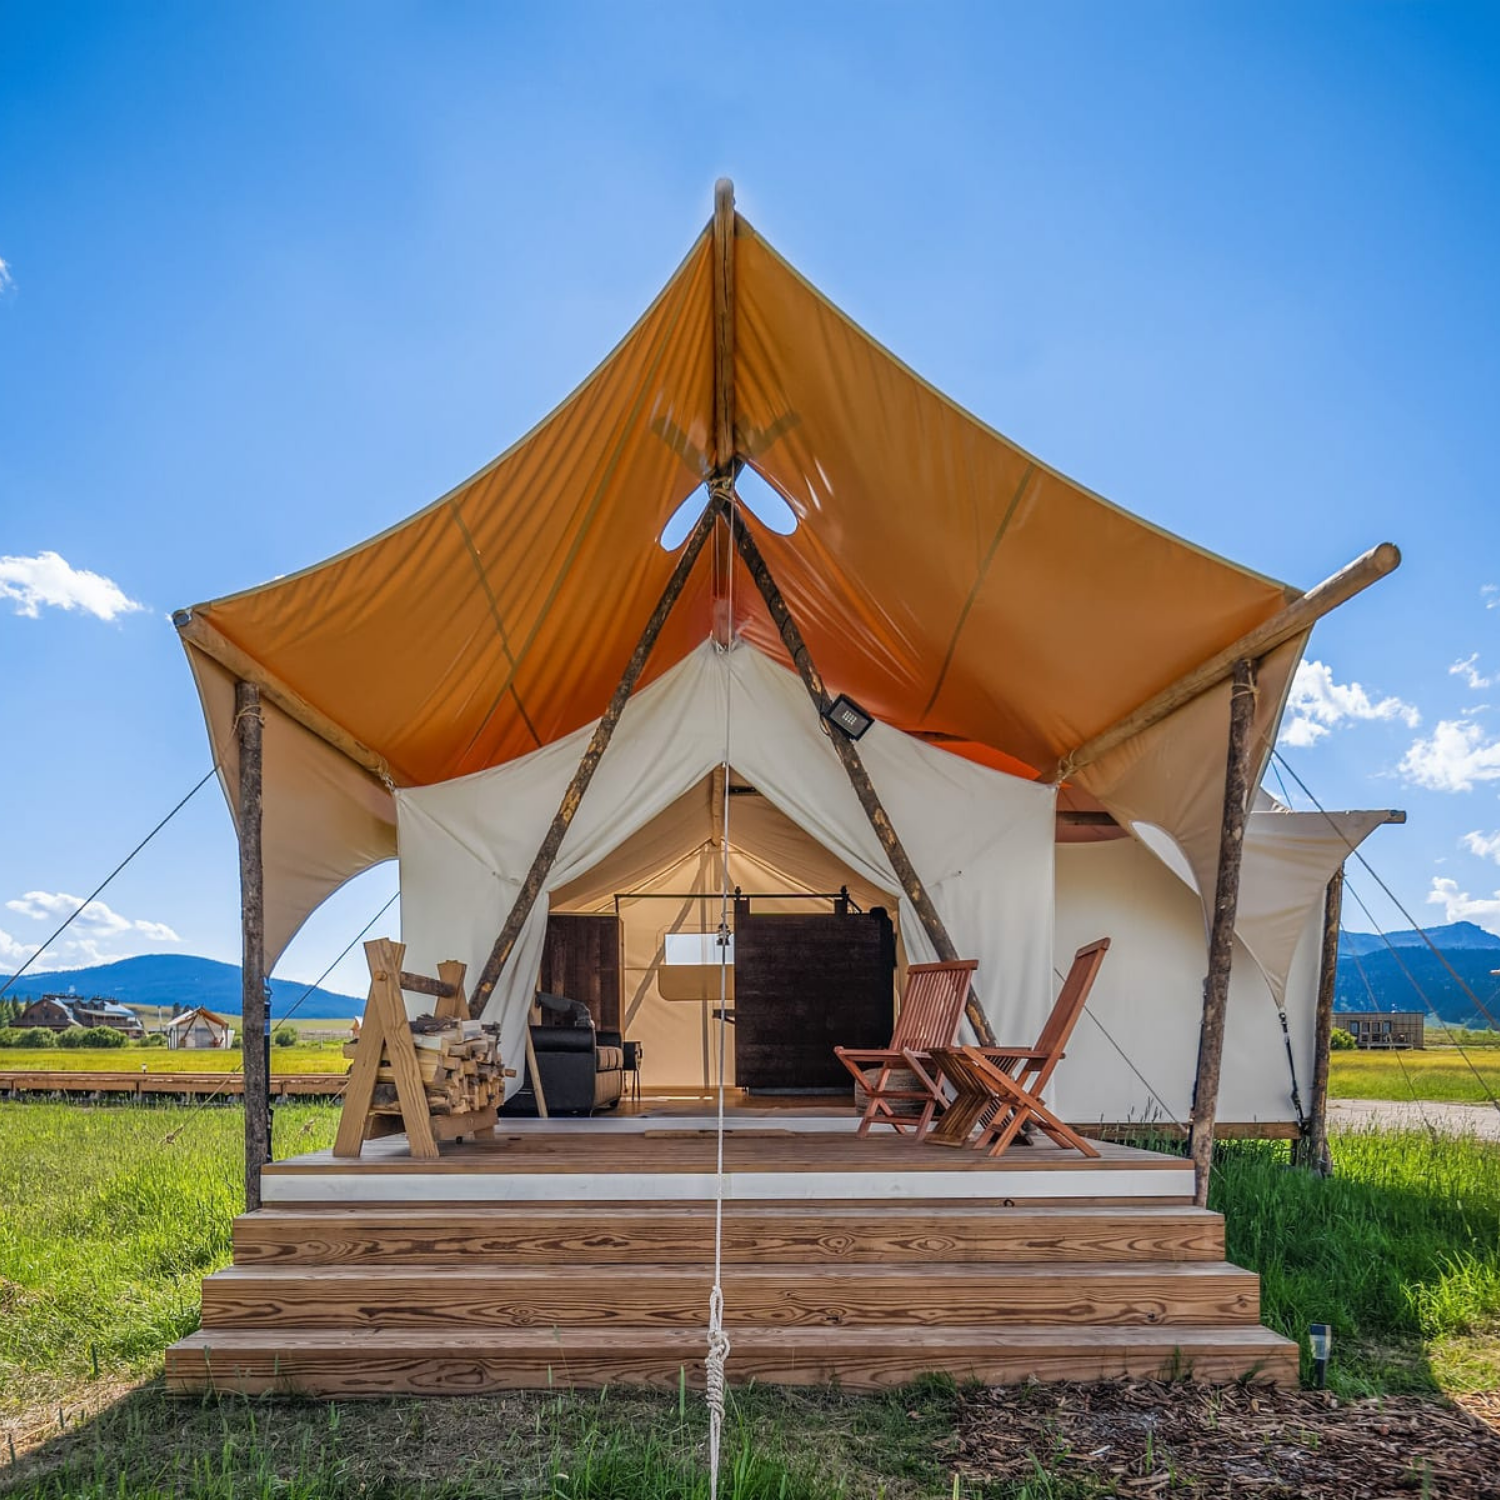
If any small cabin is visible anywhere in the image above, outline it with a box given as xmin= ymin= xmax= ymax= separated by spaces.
xmin=166 ymin=1006 xmax=234 ymax=1050
xmin=1339 ymin=1011 xmax=1424 ymax=1050
xmin=14 ymin=994 xmax=145 ymax=1038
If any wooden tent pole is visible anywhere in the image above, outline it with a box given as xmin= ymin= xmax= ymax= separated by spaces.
xmin=471 ymin=499 xmax=724 ymax=1008
xmin=1296 ymin=865 xmax=1344 ymax=1176
xmin=1187 ymin=657 xmax=1258 ymax=1207
xmin=712 ymin=177 xmax=736 ymax=469
xmin=235 ymin=680 xmax=270 ymax=1211
xmin=725 ymin=505 xmax=998 ymax=1046
xmin=1047 ymin=543 xmax=1400 ymax=784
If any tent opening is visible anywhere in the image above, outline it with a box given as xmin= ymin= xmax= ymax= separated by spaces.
xmin=545 ymin=769 xmax=900 ymax=1094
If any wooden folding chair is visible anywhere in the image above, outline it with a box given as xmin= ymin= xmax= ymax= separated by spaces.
xmin=834 ymin=958 xmax=978 ymax=1137
xmin=927 ymin=938 xmax=1110 ymax=1158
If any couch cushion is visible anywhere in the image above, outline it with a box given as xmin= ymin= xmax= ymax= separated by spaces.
xmin=595 ymin=1045 xmax=624 ymax=1072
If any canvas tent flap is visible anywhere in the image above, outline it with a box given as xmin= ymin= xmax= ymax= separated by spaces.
xmin=187 ymin=645 xmax=397 ymax=966
xmin=180 ymin=208 xmax=1304 ymax=813
xmin=396 ymin=641 xmax=1056 ymax=1098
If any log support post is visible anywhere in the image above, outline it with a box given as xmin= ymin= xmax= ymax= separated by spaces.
xmin=1296 ymin=865 xmax=1343 ymax=1176
xmin=235 ymin=680 xmax=270 ymax=1210
xmin=471 ymin=499 xmax=723 ymax=1009
xmin=725 ymin=508 xmax=998 ymax=1047
xmin=1188 ymin=657 xmax=1258 ymax=1207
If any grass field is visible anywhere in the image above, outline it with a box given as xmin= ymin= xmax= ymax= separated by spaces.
xmin=0 ymin=1045 xmax=347 ymax=1075
xmin=2 ymin=1103 xmax=1497 ymax=1495
xmin=1329 ymin=1047 xmax=1500 ymax=1105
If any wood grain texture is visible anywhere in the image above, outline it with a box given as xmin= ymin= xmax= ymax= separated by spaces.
xmin=230 ymin=1203 xmax=1227 ymax=1265
xmin=198 ymin=1260 xmax=1260 ymax=1330
xmin=264 ymin=1129 xmax=1191 ymax=1177
xmin=166 ymin=1323 xmax=1299 ymax=1395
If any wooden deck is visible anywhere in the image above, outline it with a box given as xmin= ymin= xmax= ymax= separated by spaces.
xmin=167 ymin=1110 xmax=1299 ymax=1394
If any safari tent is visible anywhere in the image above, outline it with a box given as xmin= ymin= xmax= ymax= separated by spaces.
xmin=173 ymin=184 xmax=1397 ymax=1150
xmin=164 ymin=184 xmax=1400 ymax=1395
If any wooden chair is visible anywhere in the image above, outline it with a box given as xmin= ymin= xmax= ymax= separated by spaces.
xmin=834 ymin=958 xmax=978 ymax=1137
xmin=927 ymin=938 xmax=1111 ymax=1158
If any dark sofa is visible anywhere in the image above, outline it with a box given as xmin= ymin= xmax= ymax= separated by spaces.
xmin=501 ymin=994 xmax=626 ymax=1115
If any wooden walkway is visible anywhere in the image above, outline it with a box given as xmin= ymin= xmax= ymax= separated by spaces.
xmin=0 ymin=1069 xmax=348 ymax=1099
xmin=167 ymin=1117 xmax=1298 ymax=1393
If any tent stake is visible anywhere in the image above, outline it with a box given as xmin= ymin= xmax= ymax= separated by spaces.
xmin=471 ymin=499 xmax=724 ymax=1009
xmin=1188 ymin=657 xmax=1257 ymax=1206
xmin=1295 ymin=865 xmax=1343 ymax=1176
xmin=725 ymin=507 xmax=998 ymax=1047
xmin=236 ymin=681 xmax=270 ymax=1210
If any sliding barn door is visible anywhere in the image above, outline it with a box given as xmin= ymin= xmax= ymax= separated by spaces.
xmin=732 ymin=908 xmax=895 ymax=1092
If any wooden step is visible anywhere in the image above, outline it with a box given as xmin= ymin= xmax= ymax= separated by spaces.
xmin=166 ymin=1323 xmax=1299 ymax=1394
xmin=199 ymin=1260 xmax=1260 ymax=1331
xmin=231 ymin=1203 xmax=1225 ymax=1266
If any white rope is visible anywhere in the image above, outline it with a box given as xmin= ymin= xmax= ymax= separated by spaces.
xmin=707 ymin=484 xmax=736 ymax=1497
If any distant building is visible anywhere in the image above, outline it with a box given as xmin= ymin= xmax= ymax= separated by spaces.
xmin=1339 ymin=1011 xmax=1424 ymax=1050
xmin=165 ymin=1006 xmax=234 ymax=1050
xmin=14 ymin=994 xmax=146 ymax=1038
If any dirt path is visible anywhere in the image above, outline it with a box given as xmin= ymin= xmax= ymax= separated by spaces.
xmin=1331 ymin=1097 xmax=1500 ymax=1138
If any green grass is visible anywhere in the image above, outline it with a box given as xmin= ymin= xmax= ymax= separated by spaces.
xmin=0 ymin=1046 xmax=347 ymax=1075
xmin=0 ymin=1103 xmax=340 ymax=1420
xmin=1328 ymin=1047 xmax=1500 ymax=1104
xmin=3 ymin=1105 xmax=1498 ymax=1496
xmin=1211 ymin=1128 xmax=1500 ymax=1394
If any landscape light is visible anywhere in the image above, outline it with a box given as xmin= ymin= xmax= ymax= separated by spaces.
xmin=1309 ymin=1322 xmax=1332 ymax=1387
xmin=823 ymin=693 xmax=874 ymax=741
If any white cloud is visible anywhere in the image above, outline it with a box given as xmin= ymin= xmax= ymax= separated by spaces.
xmin=1427 ymin=876 xmax=1500 ymax=934
xmin=1399 ymin=720 xmax=1500 ymax=793
xmin=1 ymin=892 xmax=181 ymax=973
xmin=0 ymin=257 xmax=12 ymax=293
xmin=0 ymin=552 xmax=143 ymax=621
xmin=1278 ymin=658 xmax=1420 ymax=748
xmin=0 ymin=928 xmax=39 ymax=969
xmin=1463 ymin=831 xmax=1500 ymax=863
xmin=1451 ymin=653 xmax=1493 ymax=691
xmin=1483 ymin=584 xmax=1500 ymax=611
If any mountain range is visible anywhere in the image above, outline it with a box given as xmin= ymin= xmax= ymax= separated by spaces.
xmin=4 ymin=921 xmax=1499 ymax=1030
xmin=1335 ymin=921 xmax=1500 ymax=1027
xmin=0 ymin=954 xmax=365 ymax=1020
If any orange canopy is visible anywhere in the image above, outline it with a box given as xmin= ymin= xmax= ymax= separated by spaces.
xmin=178 ymin=206 xmax=1307 ymax=960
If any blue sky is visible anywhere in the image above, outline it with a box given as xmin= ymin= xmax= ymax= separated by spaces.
xmin=1 ymin=3 xmax=1497 ymax=997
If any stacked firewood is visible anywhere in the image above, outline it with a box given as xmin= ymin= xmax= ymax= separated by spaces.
xmin=345 ymin=1018 xmax=510 ymax=1118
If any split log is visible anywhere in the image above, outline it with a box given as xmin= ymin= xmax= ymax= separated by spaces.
xmin=1188 ymin=658 xmax=1258 ymax=1207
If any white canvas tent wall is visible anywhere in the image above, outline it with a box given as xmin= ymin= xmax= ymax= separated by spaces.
xmin=397 ymin=641 xmax=1057 ymax=1102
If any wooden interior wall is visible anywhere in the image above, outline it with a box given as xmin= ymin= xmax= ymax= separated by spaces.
xmin=539 ymin=915 xmax=622 ymax=1032
xmin=733 ymin=907 xmax=895 ymax=1091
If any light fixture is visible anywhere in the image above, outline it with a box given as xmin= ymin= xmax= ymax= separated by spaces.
xmin=1309 ymin=1322 xmax=1332 ymax=1387
xmin=823 ymin=693 xmax=873 ymax=741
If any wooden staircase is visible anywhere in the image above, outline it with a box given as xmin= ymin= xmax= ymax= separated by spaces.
xmin=167 ymin=1198 xmax=1298 ymax=1393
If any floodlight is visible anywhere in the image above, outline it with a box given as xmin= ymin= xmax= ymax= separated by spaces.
xmin=823 ymin=694 xmax=873 ymax=741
